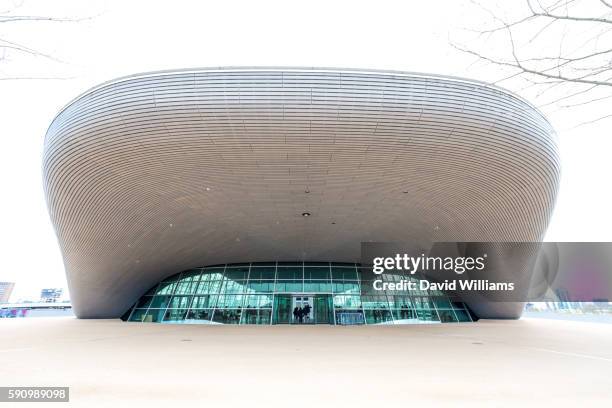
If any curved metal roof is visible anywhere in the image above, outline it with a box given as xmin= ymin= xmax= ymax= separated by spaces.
xmin=43 ymin=68 xmax=560 ymax=318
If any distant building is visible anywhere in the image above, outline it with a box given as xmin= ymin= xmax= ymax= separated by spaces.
xmin=0 ymin=302 xmax=73 ymax=318
xmin=40 ymin=288 xmax=63 ymax=303
xmin=0 ymin=282 xmax=15 ymax=303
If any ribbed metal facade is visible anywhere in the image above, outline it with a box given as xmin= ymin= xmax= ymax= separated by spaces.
xmin=43 ymin=68 xmax=560 ymax=319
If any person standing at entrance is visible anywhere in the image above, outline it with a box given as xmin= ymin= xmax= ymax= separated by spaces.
xmin=293 ymin=306 xmax=299 ymax=323
xmin=303 ymin=304 xmax=311 ymax=323
xmin=298 ymin=307 xmax=304 ymax=323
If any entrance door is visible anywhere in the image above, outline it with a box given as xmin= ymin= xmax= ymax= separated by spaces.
xmin=292 ymin=295 xmax=314 ymax=324
xmin=272 ymin=294 xmax=292 ymax=324
xmin=313 ymin=294 xmax=333 ymax=324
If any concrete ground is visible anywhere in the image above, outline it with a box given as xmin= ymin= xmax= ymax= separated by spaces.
xmin=0 ymin=318 xmax=610 ymax=407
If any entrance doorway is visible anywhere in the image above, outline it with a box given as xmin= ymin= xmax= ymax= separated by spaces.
xmin=272 ymin=294 xmax=333 ymax=324
xmin=292 ymin=295 xmax=314 ymax=324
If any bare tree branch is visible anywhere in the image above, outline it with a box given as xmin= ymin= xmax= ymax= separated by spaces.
xmin=0 ymin=4 xmax=94 ymax=80
xmin=527 ymin=0 xmax=612 ymax=24
xmin=0 ymin=38 xmax=64 ymax=62
xmin=451 ymin=42 xmax=612 ymax=87
xmin=559 ymin=93 xmax=612 ymax=107
xmin=452 ymin=0 xmax=612 ymax=118
xmin=472 ymin=0 xmax=581 ymax=35
xmin=538 ymin=78 xmax=608 ymax=106
xmin=570 ymin=112 xmax=612 ymax=127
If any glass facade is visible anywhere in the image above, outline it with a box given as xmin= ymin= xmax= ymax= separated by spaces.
xmin=125 ymin=262 xmax=473 ymax=325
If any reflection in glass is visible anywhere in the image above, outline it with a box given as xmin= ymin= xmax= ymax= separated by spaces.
xmin=186 ymin=309 xmax=213 ymax=322
xmin=164 ymin=308 xmax=188 ymax=322
xmin=213 ymin=309 xmax=241 ymax=324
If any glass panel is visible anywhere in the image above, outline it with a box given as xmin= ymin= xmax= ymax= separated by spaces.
xmin=276 ymin=267 xmax=303 ymax=280
xmin=433 ymin=297 xmax=452 ymax=309
xmin=304 ymin=281 xmax=332 ymax=292
xmin=135 ymin=296 xmax=153 ymax=309
xmin=313 ymin=295 xmax=333 ymax=324
xmin=185 ymin=309 xmax=213 ymax=322
xmin=194 ymin=280 xmax=222 ymax=294
xmin=362 ymin=296 xmax=390 ymax=310
xmin=246 ymin=280 xmax=274 ymax=292
xmin=149 ymin=295 xmax=171 ymax=309
xmin=163 ymin=308 xmax=188 ymax=322
xmin=452 ymin=301 xmax=468 ymax=310
xmin=216 ymin=294 xmax=244 ymax=308
xmin=272 ymin=294 xmax=292 ymax=324
xmin=437 ymin=309 xmax=458 ymax=323
xmin=416 ymin=309 xmax=439 ymax=321
xmin=454 ymin=308 xmax=472 ymax=322
xmin=364 ymin=309 xmax=393 ymax=324
xmin=191 ymin=295 xmax=216 ymax=309
xmin=175 ymin=281 xmax=196 ymax=295
xmin=336 ymin=310 xmax=365 ymax=325
xmin=244 ymin=295 xmax=273 ymax=308
xmin=389 ymin=296 xmax=413 ymax=309
xmin=129 ymin=309 xmax=149 ymax=322
xmin=274 ymin=281 xmax=287 ymax=292
xmin=220 ymin=280 xmax=247 ymax=293
xmin=156 ymin=281 xmax=177 ymax=295
xmin=241 ymin=309 xmax=272 ymax=324
xmin=413 ymin=296 xmax=435 ymax=310
xmin=176 ymin=270 xmax=201 ymax=292
xmin=332 ymin=282 xmax=359 ymax=294
xmin=331 ymin=267 xmax=358 ymax=281
xmin=212 ymin=309 xmax=241 ymax=324
xmin=141 ymin=309 xmax=165 ymax=323
xmin=201 ymin=268 xmax=224 ymax=280
xmin=304 ymin=267 xmax=330 ymax=280
xmin=275 ymin=280 xmax=303 ymax=292
xmin=168 ymin=295 xmax=192 ymax=309
xmin=248 ymin=267 xmax=275 ymax=280
xmin=224 ymin=267 xmax=249 ymax=280
xmin=333 ymin=295 xmax=362 ymax=309
xmin=394 ymin=307 xmax=417 ymax=320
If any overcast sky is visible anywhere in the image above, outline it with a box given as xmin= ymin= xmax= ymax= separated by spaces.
xmin=1 ymin=0 xmax=610 ymax=301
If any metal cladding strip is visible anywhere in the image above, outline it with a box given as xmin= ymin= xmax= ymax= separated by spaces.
xmin=42 ymin=68 xmax=560 ymax=319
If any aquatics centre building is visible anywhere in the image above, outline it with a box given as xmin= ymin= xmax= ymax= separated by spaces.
xmin=43 ymin=67 xmax=560 ymax=325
